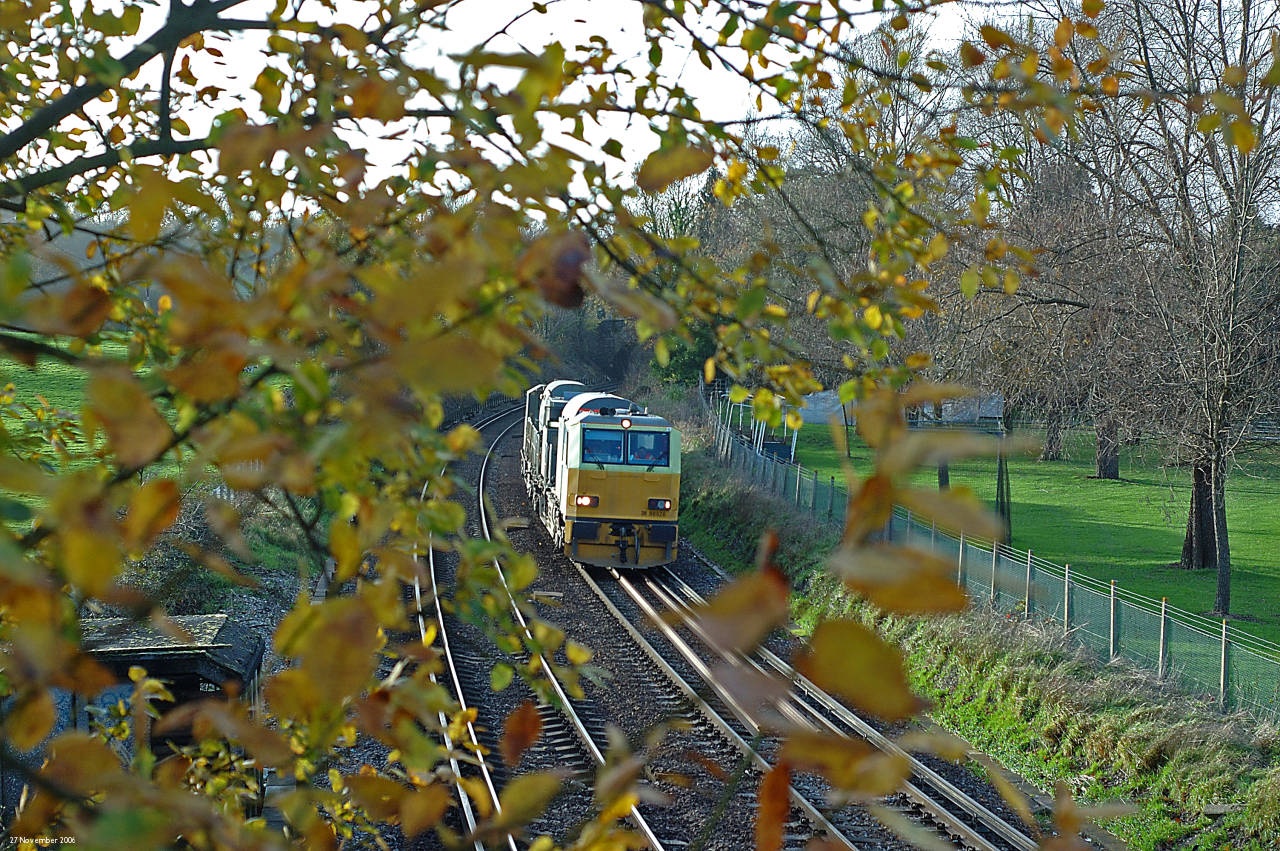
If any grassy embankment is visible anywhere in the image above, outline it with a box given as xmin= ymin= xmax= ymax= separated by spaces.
xmin=663 ymin=393 xmax=1280 ymax=850
xmin=0 ymin=354 xmax=312 ymax=613
xmin=793 ymin=424 xmax=1280 ymax=645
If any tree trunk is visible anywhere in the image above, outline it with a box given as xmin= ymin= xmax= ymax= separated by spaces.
xmin=1180 ymin=460 xmax=1212 ymax=569
xmin=1180 ymin=457 xmax=1232 ymax=614
xmin=1094 ymin=417 xmax=1119 ymax=479
xmin=995 ymin=450 xmax=1011 ymax=541
xmin=1040 ymin=410 xmax=1065 ymax=461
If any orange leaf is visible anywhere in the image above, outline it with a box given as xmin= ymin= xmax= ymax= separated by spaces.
xmin=500 ymin=700 xmax=543 ymax=768
xmin=794 ymin=621 xmax=924 ymax=722
xmin=829 ymin=544 xmax=968 ymax=614
xmin=693 ymin=538 xmax=790 ymax=653
xmin=87 ymin=367 xmax=172 ymax=470
xmin=43 ymin=732 xmax=122 ymax=795
xmin=779 ymin=729 xmax=875 ymax=788
xmin=301 ymin=598 xmax=381 ymax=703
xmin=401 ymin=784 xmax=452 ymax=837
xmin=636 ymin=144 xmax=715 ymax=192
xmin=843 ymin=474 xmax=895 ymax=545
xmin=164 ymin=347 xmax=248 ymax=403
xmin=960 ymin=41 xmax=986 ymax=67
xmin=348 ymin=775 xmax=407 ymax=821
xmin=517 ymin=229 xmax=591 ymax=308
xmin=123 ymin=478 xmax=181 ymax=553
xmin=895 ymin=485 xmax=1005 ymax=541
xmin=756 ymin=762 xmax=791 ymax=851
xmin=25 ymin=284 xmax=112 ymax=338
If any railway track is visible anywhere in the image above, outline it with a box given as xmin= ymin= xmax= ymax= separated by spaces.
xmin=600 ymin=565 xmax=1043 ymax=851
xmin=420 ymin=401 xmax=1047 ymax=850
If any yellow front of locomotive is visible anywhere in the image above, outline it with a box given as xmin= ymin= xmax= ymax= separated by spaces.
xmin=559 ymin=409 xmax=681 ymax=568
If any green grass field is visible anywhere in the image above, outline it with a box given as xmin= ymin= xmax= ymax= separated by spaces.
xmin=794 ymin=424 xmax=1280 ymax=644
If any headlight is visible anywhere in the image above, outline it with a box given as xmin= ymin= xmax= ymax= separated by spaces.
xmin=648 ymin=498 xmax=672 ymax=511
xmin=575 ymin=494 xmax=599 ymax=507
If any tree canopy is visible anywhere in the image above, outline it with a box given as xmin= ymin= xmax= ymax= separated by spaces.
xmin=0 ymin=0 xmax=1274 ymax=847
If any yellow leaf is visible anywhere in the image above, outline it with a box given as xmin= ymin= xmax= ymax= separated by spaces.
xmin=302 ymin=598 xmax=381 ymax=703
xmin=43 ymin=732 xmax=122 ymax=795
xmin=5 ymin=690 xmax=55 ymax=751
xmin=794 ymin=620 xmax=924 ymax=721
xmin=1228 ymin=120 xmax=1258 ymax=155
xmin=980 ymin=25 xmax=1016 ymax=50
xmin=128 ymin=167 xmax=175 ymax=243
xmin=842 ymin=474 xmax=896 ymax=545
xmin=1054 ymin=17 xmax=1074 ymax=48
xmin=61 ymin=526 xmax=121 ymax=595
xmin=636 ymin=144 xmax=715 ymax=192
xmin=500 ymin=700 xmax=543 ymax=768
xmin=329 ymin=516 xmax=362 ymax=583
xmin=123 ymin=478 xmax=181 ymax=553
xmin=1101 ymin=75 xmax=1119 ymax=97
xmin=457 ymin=775 xmax=493 ymax=819
xmin=517 ymin=230 xmax=590 ymax=308
xmin=1082 ymin=0 xmax=1104 ymax=17
xmin=492 ymin=771 xmax=563 ymax=829
xmin=756 ymin=762 xmax=790 ymax=851
xmin=898 ymin=381 xmax=973 ymax=410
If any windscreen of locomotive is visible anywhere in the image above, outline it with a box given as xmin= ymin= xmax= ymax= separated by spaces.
xmin=582 ymin=428 xmax=624 ymax=464
xmin=627 ymin=431 xmax=670 ymax=466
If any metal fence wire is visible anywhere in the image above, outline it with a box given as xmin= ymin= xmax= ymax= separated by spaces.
xmin=699 ymin=382 xmax=1280 ymax=721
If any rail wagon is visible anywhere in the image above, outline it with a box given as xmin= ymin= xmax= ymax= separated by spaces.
xmin=522 ymin=382 xmax=680 ymax=568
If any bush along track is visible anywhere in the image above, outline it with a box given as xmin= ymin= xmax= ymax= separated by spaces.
xmin=676 ymin=437 xmax=1280 ymax=850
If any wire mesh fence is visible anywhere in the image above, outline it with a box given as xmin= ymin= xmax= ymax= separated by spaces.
xmin=700 ymin=381 xmax=1280 ymax=721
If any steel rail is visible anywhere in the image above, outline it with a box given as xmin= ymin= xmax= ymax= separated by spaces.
xmin=584 ymin=565 xmax=861 ymax=850
xmin=410 ymin=404 xmax=527 ymax=851
xmin=657 ymin=563 xmax=1041 ymax=851
xmin=475 ymin=413 xmax=666 ymax=851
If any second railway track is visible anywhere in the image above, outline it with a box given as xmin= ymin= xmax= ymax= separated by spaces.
xmin=421 ymin=400 xmax=1050 ymax=850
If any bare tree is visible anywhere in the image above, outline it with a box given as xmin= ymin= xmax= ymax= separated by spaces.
xmin=1064 ymin=0 xmax=1280 ymax=613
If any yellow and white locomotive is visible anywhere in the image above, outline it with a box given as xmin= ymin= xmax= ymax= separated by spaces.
xmin=522 ymin=381 xmax=681 ymax=568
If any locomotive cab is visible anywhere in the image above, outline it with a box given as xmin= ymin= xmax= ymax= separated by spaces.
xmin=556 ymin=394 xmax=681 ymax=568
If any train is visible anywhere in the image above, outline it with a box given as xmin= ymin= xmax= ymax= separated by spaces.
xmin=521 ymin=380 xmax=681 ymax=568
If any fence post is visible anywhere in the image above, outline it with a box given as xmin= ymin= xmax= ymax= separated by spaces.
xmin=957 ymin=532 xmax=966 ymax=587
xmin=1220 ymin=619 xmax=1229 ymax=711
xmin=990 ymin=541 xmax=999 ymax=606
xmin=1024 ymin=549 xmax=1033 ymax=619
xmin=828 ymin=477 xmax=836 ymax=521
xmin=795 ymin=464 xmax=802 ymax=505
xmin=811 ymin=469 xmax=818 ymax=515
xmin=1158 ymin=597 xmax=1168 ymax=680
xmin=1109 ymin=580 xmax=1118 ymax=660
xmin=1064 ymin=564 xmax=1071 ymax=635
xmin=931 ymin=519 xmax=936 ymax=549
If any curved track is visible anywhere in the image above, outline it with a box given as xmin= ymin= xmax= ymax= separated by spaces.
xmin=423 ymin=402 xmax=1045 ymax=850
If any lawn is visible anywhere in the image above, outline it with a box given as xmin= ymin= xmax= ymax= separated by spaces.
xmin=793 ymin=423 xmax=1280 ymax=644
